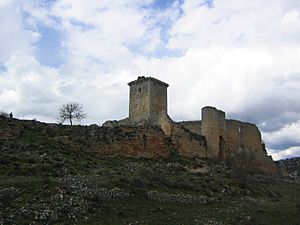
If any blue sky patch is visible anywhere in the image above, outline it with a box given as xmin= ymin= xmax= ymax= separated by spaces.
xmin=154 ymin=0 xmax=181 ymax=9
xmin=35 ymin=24 xmax=64 ymax=68
xmin=206 ymin=0 xmax=214 ymax=8
xmin=0 ymin=63 xmax=7 ymax=73
xmin=70 ymin=19 xmax=96 ymax=31
xmin=41 ymin=0 xmax=57 ymax=8
xmin=153 ymin=0 xmax=214 ymax=9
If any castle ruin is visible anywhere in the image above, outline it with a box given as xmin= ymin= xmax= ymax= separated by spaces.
xmin=103 ymin=76 xmax=275 ymax=173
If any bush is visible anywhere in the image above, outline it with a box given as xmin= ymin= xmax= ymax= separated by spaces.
xmin=138 ymin=168 xmax=169 ymax=186
xmin=0 ymin=111 xmax=9 ymax=118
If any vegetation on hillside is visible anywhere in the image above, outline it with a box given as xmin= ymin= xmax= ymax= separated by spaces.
xmin=0 ymin=118 xmax=299 ymax=225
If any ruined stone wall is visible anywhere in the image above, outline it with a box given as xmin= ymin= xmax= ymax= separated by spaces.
xmin=102 ymin=118 xmax=131 ymax=128
xmin=226 ymin=120 xmax=262 ymax=154
xmin=158 ymin=113 xmax=174 ymax=136
xmin=229 ymin=148 xmax=277 ymax=175
xmin=89 ymin=126 xmax=171 ymax=158
xmin=0 ymin=117 xmax=277 ymax=174
xmin=252 ymin=154 xmax=277 ymax=175
xmin=102 ymin=118 xmax=208 ymax=158
xmin=177 ymin=121 xmax=202 ymax=135
xmin=218 ymin=110 xmax=226 ymax=138
xmin=100 ymin=121 xmax=208 ymax=159
xmin=171 ymin=124 xmax=207 ymax=158
xmin=0 ymin=118 xmax=208 ymax=159
xmin=241 ymin=122 xmax=263 ymax=152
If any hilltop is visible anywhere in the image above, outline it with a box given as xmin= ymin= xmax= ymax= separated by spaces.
xmin=0 ymin=117 xmax=299 ymax=225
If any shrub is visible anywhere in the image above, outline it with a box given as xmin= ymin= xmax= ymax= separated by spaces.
xmin=138 ymin=168 xmax=169 ymax=186
xmin=0 ymin=111 xmax=9 ymax=118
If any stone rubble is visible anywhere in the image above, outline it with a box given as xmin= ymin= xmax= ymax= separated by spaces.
xmin=147 ymin=190 xmax=213 ymax=204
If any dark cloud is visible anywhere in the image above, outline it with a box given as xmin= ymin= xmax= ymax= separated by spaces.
xmin=269 ymin=141 xmax=300 ymax=151
xmin=228 ymin=94 xmax=300 ymax=132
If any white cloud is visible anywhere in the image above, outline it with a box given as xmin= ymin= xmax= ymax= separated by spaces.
xmin=268 ymin=147 xmax=300 ymax=161
xmin=133 ymin=46 xmax=300 ymax=123
xmin=0 ymin=1 xmax=39 ymax=62
xmin=168 ymin=0 xmax=300 ymax=49
xmin=0 ymin=0 xmax=300 ymax=159
xmin=263 ymin=121 xmax=300 ymax=149
xmin=50 ymin=0 xmax=158 ymax=70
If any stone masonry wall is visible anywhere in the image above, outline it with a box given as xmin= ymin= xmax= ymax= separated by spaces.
xmin=177 ymin=121 xmax=202 ymax=135
xmin=230 ymin=148 xmax=277 ymax=175
xmin=128 ymin=79 xmax=150 ymax=123
xmin=88 ymin=125 xmax=171 ymax=158
xmin=0 ymin=118 xmax=207 ymax=159
xmin=226 ymin=120 xmax=262 ymax=155
xmin=128 ymin=77 xmax=168 ymax=124
xmin=149 ymin=79 xmax=168 ymax=123
xmin=0 ymin=117 xmax=277 ymax=174
xmin=171 ymin=124 xmax=207 ymax=158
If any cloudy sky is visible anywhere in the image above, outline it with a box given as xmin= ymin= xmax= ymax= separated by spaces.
xmin=0 ymin=0 xmax=300 ymax=160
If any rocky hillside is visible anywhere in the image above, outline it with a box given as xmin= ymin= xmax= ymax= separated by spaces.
xmin=0 ymin=117 xmax=300 ymax=225
xmin=277 ymin=157 xmax=300 ymax=178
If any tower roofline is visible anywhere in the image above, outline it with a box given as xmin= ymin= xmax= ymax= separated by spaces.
xmin=202 ymin=106 xmax=225 ymax=114
xmin=128 ymin=76 xmax=169 ymax=87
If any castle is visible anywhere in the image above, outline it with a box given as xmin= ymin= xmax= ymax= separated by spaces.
xmin=103 ymin=76 xmax=276 ymax=173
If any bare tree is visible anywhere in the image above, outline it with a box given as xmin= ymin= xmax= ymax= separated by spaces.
xmin=58 ymin=102 xmax=87 ymax=125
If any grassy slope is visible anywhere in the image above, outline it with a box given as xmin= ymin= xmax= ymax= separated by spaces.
xmin=0 ymin=119 xmax=299 ymax=225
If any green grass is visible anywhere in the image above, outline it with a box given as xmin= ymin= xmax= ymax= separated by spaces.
xmin=0 ymin=119 xmax=299 ymax=225
xmin=80 ymin=182 xmax=300 ymax=225
xmin=1 ymin=155 xmax=300 ymax=225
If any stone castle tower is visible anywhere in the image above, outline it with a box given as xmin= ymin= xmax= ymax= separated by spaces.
xmin=102 ymin=76 xmax=276 ymax=174
xmin=128 ymin=76 xmax=169 ymax=124
xmin=104 ymin=76 xmax=265 ymax=159
xmin=201 ymin=106 xmax=227 ymax=157
xmin=126 ymin=76 xmax=263 ymax=158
